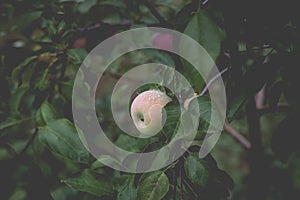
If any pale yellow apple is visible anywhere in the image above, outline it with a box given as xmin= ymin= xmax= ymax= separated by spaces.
xmin=130 ymin=90 xmax=171 ymax=136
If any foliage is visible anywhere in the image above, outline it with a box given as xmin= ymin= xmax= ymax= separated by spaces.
xmin=1 ymin=0 xmax=300 ymax=199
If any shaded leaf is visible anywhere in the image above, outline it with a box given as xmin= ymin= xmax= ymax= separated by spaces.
xmin=77 ymin=0 xmax=97 ymax=14
xmin=188 ymin=95 xmax=223 ymax=130
xmin=10 ymin=84 xmax=29 ymax=115
xmin=6 ymin=11 xmax=42 ymax=31
xmin=100 ymin=0 xmax=126 ymax=8
xmin=137 ymin=170 xmax=169 ymax=200
xmin=34 ymin=68 xmax=50 ymax=91
xmin=67 ymin=48 xmax=88 ymax=65
xmin=271 ymin=114 xmax=299 ymax=162
xmin=38 ymin=118 xmax=90 ymax=163
xmin=183 ymin=10 xmax=225 ymax=61
xmin=175 ymin=2 xmax=197 ymax=31
xmin=62 ymin=169 xmax=113 ymax=197
xmin=226 ymin=94 xmax=248 ymax=122
xmin=0 ymin=117 xmax=27 ymax=131
xmin=184 ymin=153 xmax=210 ymax=187
xmin=35 ymin=101 xmax=60 ymax=126
xmin=11 ymin=56 xmax=37 ymax=82
xmin=118 ymin=175 xmax=137 ymax=200
xmin=268 ymin=80 xmax=285 ymax=109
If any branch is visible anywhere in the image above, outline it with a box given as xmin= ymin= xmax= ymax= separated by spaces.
xmin=202 ymin=0 xmax=209 ymax=5
xmin=180 ymin=167 xmax=184 ymax=200
xmin=254 ymin=84 xmax=266 ymax=109
xmin=21 ymin=127 xmax=39 ymax=154
xmin=140 ymin=0 xmax=172 ymax=27
xmin=246 ymin=97 xmax=266 ymax=199
xmin=224 ymin=123 xmax=251 ymax=149
xmin=183 ymin=67 xmax=228 ymax=110
xmin=257 ymin=103 xmax=289 ymax=116
xmin=200 ymin=67 xmax=228 ymax=96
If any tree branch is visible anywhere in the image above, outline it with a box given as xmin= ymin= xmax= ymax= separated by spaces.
xmin=180 ymin=167 xmax=184 ymax=200
xmin=224 ymin=123 xmax=251 ymax=149
xmin=21 ymin=127 xmax=39 ymax=154
xmin=246 ymin=97 xmax=266 ymax=199
xmin=254 ymin=84 xmax=266 ymax=109
xmin=257 ymin=103 xmax=289 ymax=116
xmin=140 ymin=0 xmax=172 ymax=27
xmin=200 ymin=67 xmax=228 ymax=96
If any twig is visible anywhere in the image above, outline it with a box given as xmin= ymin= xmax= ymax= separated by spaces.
xmin=173 ymin=169 xmax=177 ymax=200
xmin=21 ymin=127 xmax=39 ymax=154
xmin=202 ymin=0 xmax=209 ymax=5
xmin=140 ymin=0 xmax=171 ymax=27
xmin=254 ymin=84 xmax=266 ymax=109
xmin=224 ymin=123 xmax=251 ymax=149
xmin=183 ymin=67 xmax=228 ymax=110
xmin=257 ymin=103 xmax=289 ymax=116
xmin=246 ymin=97 xmax=265 ymax=199
xmin=180 ymin=167 xmax=184 ymax=200
xmin=183 ymin=179 xmax=198 ymax=198
xmin=200 ymin=67 xmax=228 ymax=96
xmin=238 ymin=45 xmax=272 ymax=54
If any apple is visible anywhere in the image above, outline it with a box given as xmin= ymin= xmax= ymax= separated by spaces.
xmin=130 ymin=90 xmax=171 ymax=136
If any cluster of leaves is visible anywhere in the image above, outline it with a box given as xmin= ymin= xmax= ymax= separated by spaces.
xmin=1 ymin=0 xmax=300 ymax=199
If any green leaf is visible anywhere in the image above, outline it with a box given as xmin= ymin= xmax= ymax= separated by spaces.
xmin=137 ymin=170 xmax=169 ymax=200
xmin=144 ymin=49 xmax=175 ymax=67
xmin=77 ymin=0 xmax=97 ymax=14
xmin=184 ymin=153 xmax=210 ymax=187
xmin=115 ymin=134 xmax=150 ymax=152
xmin=102 ymin=13 xmax=121 ymax=24
xmin=99 ymin=0 xmax=126 ymax=8
xmin=10 ymin=84 xmax=29 ymax=115
xmin=118 ymin=175 xmax=137 ymax=200
xmin=67 ymin=48 xmax=88 ymax=65
xmin=226 ymin=94 xmax=248 ymax=122
xmin=34 ymin=68 xmax=50 ymax=91
xmin=62 ymin=169 xmax=113 ymax=197
xmin=11 ymin=56 xmax=37 ymax=82
xmin=35 ymin=101 xmax=60 ymax=126
xmin=60 ymin=80 xmax=74 ymax=101
xmin=0 ymin=117 xmax=27 ymax=131
xmin=188 ymin=95 xmax=223 ymax=130
xmin=8 ymin=11 xmax=42 ymax=32
xmin=162 ymin=101 xmax=181 ymax=139
xmin=175 ymin=2 xmax=196 ymax=31
xmin=38 ymin=118 xmax=90 ymax=163
xmin=183 ymin=10 xmax=225 ymax=61
xmin=182 ymin=62 xmax=206 ymax=93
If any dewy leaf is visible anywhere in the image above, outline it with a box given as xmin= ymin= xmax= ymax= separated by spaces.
xmin=137 ymin=170 xmax=169 ymax=200
xmin=184 ymin=153 xmax=210 ymax=187
xmin=38 ymin=118 xmax=90 ymax=163
xmin=35 ymin=101 xmax=60 ymax=126
xmin=183 ymin=10 xmax=225 ymax=62
xmin=62 ymin=169 xmax=113 ymax=197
